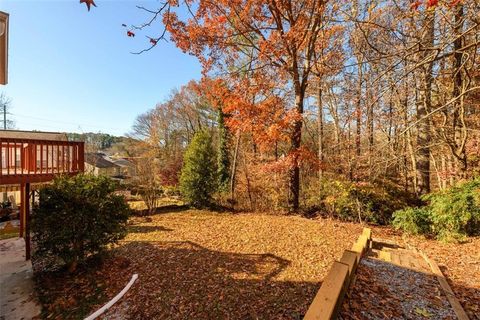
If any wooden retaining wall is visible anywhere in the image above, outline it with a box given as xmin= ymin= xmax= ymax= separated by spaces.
xmin=304 ymin=228 xmax=372 ymax=320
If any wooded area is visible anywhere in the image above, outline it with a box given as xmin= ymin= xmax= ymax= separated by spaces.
xmin=125 ymin=0 xmax=479 ymax=215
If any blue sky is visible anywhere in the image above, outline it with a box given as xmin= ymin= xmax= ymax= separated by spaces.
xmin=0 ymin=0 xmax=201 ymax=136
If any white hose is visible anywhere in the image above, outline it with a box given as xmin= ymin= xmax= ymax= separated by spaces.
xmin=84 ymin=274 xmax=138 ymax=320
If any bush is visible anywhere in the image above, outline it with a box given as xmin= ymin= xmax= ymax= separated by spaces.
xmin=180 ymin=130 xmax=217 ymax=208
xmin=393 ymin=178 xmax=480 ymax=241
xmin=308 ymin=179 xmax=410 ymax=225
xmin=32 ymin=174 xmax=131 ymax=272
xmin=391 ymin=207 xmax=431 ymax=235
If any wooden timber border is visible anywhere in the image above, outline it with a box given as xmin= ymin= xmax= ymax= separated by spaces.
xmin=406 ymin=244 xmax=470 ymax=320
xmin=304 ymin=228 xmax=372 ymax=320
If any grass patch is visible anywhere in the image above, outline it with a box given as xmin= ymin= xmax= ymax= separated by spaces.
xmin=0 ymin=222 xmax=19 ymax=240
xmin=0 ymin=232 xmax=18 ymax=240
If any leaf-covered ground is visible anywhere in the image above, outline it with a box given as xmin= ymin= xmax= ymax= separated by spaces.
xmin=34 ymin=210 xmax=363 ymax=319
xmin=103 ymin=210 xmax=364 ymax=319
xmin=33 ymin=211 xmax=480 ymax=319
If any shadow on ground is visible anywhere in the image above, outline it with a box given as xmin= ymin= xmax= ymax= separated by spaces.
xmin=127 ymin=225 xmax=173 ymax=233
xmin=34 ymin=241 xmax=319 ymax=320
xmin=105 ymin=240 xmax=318 ymax=319
xmin=133 ymin=204 xmax=190 ymax=217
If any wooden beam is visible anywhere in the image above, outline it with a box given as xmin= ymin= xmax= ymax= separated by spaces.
xmin=0 ymin=11 xmax=8 ymax=85
xmin=19 ymin=183 xmax=24 ymax=238
xmin=420 ymin=252 xmax=470 ymax=320
xmin=0 ymin=172 xmax=79 ymax=184
xmin=304 ymin=261 xmax=350 ymax=320
xmin=24 ymin=182 xmax=31 ymax=260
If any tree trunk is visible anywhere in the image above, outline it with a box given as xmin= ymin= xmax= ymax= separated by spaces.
xmin=318 ymin=84 xmax=324 ymax=181
xmin=288 ymin=89 xmax=304 ymax=211
xmin=229 ymin=130 xmax=241 ymax=203
xmin=451 ymin=3 xmax=468 ymax=173
xmin=356 ymin=63 xmax=363 ymax=158
xmin=415 ymin=9 xmax=435 ymax=196
xmin=367 ymin=85 xmax=374 ymax=175
xmin=404 ymin=80 xmax=417 ymax=193
xmin=243 ymin=152 xmax=253 ymax=210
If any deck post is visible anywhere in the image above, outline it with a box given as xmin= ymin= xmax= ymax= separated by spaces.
xmin=24 ymin=182 xmax=31 ymax=260
xmin=19 ymin=182 xmax=31 ymax=259
xmin=78 ymin=142 xmax=85 ymax=172
xmin=19 ymin=183 xmax=24 ymax=238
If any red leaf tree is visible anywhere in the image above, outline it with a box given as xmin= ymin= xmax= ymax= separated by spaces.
xmin=157 ymin=0 xmax=339 ymax=211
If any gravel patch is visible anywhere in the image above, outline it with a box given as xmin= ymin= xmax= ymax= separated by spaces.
xmin=340 ymin=256 xmax=457 ymax=320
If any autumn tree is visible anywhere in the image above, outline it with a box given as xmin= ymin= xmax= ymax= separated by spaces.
xmin=158 ymin=0 xmax=342 ymax=210
xmin=129 ymin=81 xmax=216 ymax=186
xmin=116 ymin=0 xmax=480 ymax=212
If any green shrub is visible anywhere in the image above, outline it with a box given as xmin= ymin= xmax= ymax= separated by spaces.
xmin=392 ymin=207 xmax=431 ymax=235
xmin=393 ymin=178 xmax=480 ymax=241
xmin=180 ymin=130 xmax=217 ymax=208
xmin=32 ymin=174 xmax=131 ymax=272
xmin=312 ymin=179 xmax=410 ymax=225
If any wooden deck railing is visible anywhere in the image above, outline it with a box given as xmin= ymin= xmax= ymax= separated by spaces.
xmin=0 ymin=138 xmax=84 ymax=184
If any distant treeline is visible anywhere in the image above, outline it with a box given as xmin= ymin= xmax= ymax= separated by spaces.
xmin=67 ymin=132 xmax=124 ymax=150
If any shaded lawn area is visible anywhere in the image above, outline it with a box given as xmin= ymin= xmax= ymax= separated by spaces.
xmin=34 ymin=210 xmax=363 ymax=319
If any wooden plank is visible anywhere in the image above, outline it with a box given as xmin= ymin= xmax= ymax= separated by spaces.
xmin=19 ymin=183 xmax=24 ymax=237
xmin=362 ymin=228 xmax=372 ymax=240
xmin=398 ymin=252 xmax=409 ymax=267
xmin=378 ymin=250 xmax=391 ymax=262
xmin=421 ymin=253 xmax=469 ymax=320
xmin=340 ymin=250 xmax=360 ymax=289
xmin=351 ymin=235 xmax=369 ymax=256
xmin=340 ymin=250 xmax=360 ymax=275
xmin=304 ymin=261 xmax=350 ymax=320
xmin=0 ymin=11 xmax=8 ymax=85
xmin=0 ymin=138 xmax=84 ymax=185
xmin=351 ymin=242 xmax=364 ymax=255
xmin=0 ymin=172 xmax=78 ymax=184
xmin=24 ymin=183 xmax=31 ymax=260
xmin=391 ymin=252 xmax=401 ymax=266
xmin=0 ymin=142 xmax=2 ymax=178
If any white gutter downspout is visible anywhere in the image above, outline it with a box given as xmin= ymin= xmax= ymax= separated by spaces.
xmin=84 ymin=274 xmax=138 ymax=320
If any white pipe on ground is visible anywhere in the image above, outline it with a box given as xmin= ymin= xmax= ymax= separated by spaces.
xmin=84 ymin=273 xmax=138 ymax=320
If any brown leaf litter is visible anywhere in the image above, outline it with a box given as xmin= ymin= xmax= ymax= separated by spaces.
xmin=33 ymin=211 xmax=480 ymax=319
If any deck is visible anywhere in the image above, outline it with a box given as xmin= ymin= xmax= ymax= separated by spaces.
xmin=0 ymin=138 xmax=84 ymax=185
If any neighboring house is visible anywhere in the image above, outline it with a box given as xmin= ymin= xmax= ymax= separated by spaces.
xmin=84 ymin=153 xmax=121 ymax=178
xmin=112 ymin=158 xmax=136 ymax=178
xmin=0 ymin=129 xmax=68 ymax=141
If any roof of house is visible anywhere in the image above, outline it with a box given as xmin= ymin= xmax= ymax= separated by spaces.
xmin=85 ymin=153 xmax=119 ymax=168
xmin=112 ymin=158 xmax=134 ymax=167
xmin=0 ymin=130 xmax=68 ymax=141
